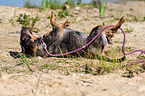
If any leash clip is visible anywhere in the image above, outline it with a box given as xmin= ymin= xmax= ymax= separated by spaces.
xmin=39 ymin=37 xmax=47 ymax=50
xmin=43 ymin=42 xmax=47 ymax=50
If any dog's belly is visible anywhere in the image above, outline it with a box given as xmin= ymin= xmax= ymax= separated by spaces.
xmin=49 ymin=28 xmax=89 ymax=54
xmin=63 ymin=28 xmax=89 ymax=40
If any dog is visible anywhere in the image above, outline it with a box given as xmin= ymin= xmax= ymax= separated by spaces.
xmin=20 ymin=11 xmax=126 ymax=62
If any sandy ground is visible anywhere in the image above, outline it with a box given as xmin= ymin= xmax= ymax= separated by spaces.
xmin=0 ymin=1 xmax=145 ymax=96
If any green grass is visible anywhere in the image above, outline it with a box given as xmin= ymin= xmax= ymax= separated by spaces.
xmin=9 ymin=10 xmax=17 ymax=26
xmin=40 ymin=0 xmax=76 ymax=11
xmin=98 ymin=0 xmax=108 ymax=18
xmin=16 ymin=13 xmax=40 ymax=33
xmin=41 ymin=0 xmax=51 ymax=11
xmin=20 ymin=55 xmax=33 ymax=71
xmin=57 ymin=10 xmax=73 ymax=18
xmin=24 ymin=0 xmax=39 ymax=8
xmin=24 ymin=0 xmax=77 ymax=11
xmin=41 ymin=0 xmax=64 ymax=10
xmin=35 ymin=48 xmax=125 ymax=75
xmin=67 ymin=0 xmax=75 ymax=8
xmin=126 ymin=14 xmax=143 ymax=22
xmin=0 ymin=18 xmax=2 ymax=23
xmin=0 ymin=72 xmax=2 ymax=78
xmin=0 ymin=51 xmax=144 ymax=77
xmin=124 ymin=26 xmax=134 ymax=33
xmin=144 ymin=17 xmax=145 ymax=21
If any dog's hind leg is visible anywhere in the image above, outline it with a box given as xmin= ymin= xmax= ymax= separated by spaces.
xmin=101 ymin=16 xmax=127 ymax=62
xmin=111 ymin=16 xmax=126 ymax=33
xmin=50 ymin=11 xmax=63 ymax=30
xmin=44 ymin=12 xmax=69 ymax=37
xmin=104 ymin=16 xmax=126 ymax=42
xmin=50 ymin=11 xmax=64 ymax=38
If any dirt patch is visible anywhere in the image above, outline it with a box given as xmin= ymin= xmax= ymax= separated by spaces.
xmin=0 ymin=1 xmax=145 ymax=96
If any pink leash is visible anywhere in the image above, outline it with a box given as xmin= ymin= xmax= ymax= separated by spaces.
xmin=39 ymin=25 xmax=145 ymax=66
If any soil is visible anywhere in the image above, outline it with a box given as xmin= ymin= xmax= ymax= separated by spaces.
xmin=0 ymin=1 xmax=145 ymax=96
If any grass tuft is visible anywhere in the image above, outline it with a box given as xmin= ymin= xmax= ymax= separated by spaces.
xmin=40 ymin=0 xmax=76 ymax=11
xmin=24 ymin=0 xmax=39 ymax=8
xmin=41 ymin=0 xmax=51 ymax=11
xmin=98 ymin=0 xmax=108 ymax=18
xmin=20 ymin=55 xmax=33 ymax=71
xmin=16 ymin=13 xmax=40 ymax=33
xmin=41 ymin=0 xmax=64 ymax=10
xmin=124 ymin=26 xmax=134 ymax=33
xmin=9 ymin=10 xmax=17 ymax=26
xmin=0 ymin=72 xmax=2 ymax=78
xmin=0 ymin=18 xmax=2 ymax=23
xmin=57 ymin=10 xmax=73 ymax=18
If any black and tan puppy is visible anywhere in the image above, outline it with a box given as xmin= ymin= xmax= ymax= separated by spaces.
xmin=20 ymin=11 xmax=126 ymax=61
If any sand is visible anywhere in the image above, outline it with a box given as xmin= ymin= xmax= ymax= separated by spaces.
xmin=0 ymin=1 xmax=145 ymax=96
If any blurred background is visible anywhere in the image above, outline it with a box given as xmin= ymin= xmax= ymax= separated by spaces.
xmin=0 ymin=0 xmax=144 ymax=8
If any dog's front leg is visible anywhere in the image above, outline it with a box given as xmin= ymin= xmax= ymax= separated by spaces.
xmin=100 ymin=32 xmax=109 ymax=55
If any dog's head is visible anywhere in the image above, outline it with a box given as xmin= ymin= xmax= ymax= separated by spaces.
xmin=20 ymin=27 xmax=48 ymax=57
xmin=20 ymin=27 xmax=37 ymax=56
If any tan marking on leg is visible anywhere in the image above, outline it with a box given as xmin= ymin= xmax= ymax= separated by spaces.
xmin=50 ymin=11 xmax=64 ymax=37
xmin=30 ymin=44 xmax=37 ymax=57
